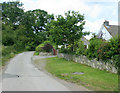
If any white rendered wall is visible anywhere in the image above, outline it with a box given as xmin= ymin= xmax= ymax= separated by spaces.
xmin=101 ymin=26 xmax=112 ymax=40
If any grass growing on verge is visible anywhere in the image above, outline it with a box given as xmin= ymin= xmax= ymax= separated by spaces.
xmin=46 ymin=57 xmax=118 ymax=91
xmin=2 ymin=45 xmax=26 ymax=66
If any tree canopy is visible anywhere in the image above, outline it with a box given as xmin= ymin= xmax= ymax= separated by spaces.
xmin=2 ymin=1 xmax=89 ymax=51
xmin=2 ymin=1 xmax=54 ymax=50
xmin=47 ymin=11 xmax=89 ymax=51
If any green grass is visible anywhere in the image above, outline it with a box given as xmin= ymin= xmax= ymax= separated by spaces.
xmin=2 ymin=45 xmax=26 ymax=66
xmin=46 ymin=57 xmax=118 ymax=91
xmin=2 ymin=52 xmax=15 ymax=66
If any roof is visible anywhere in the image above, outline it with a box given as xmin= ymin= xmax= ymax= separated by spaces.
xmin=104 ymin=25 xmax=119 ymax=37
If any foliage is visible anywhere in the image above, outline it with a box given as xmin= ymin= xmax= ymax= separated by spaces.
xmin=2 ymin=23 xmax=15 ymax=46
xmin=2 ymin=45 xmax=24 ymax=65
xmin=2 ymin=1 xmax=54 ymax=51
xmin=97 ymin=36 xmax=120 ymax=68
xmin=2 ymin=1 xmax=24 ymax=25
xmin=87 ymin=38 xmax=103 ymax=59
xmin=59 ymin=46 xmax=73 ymax=54
xmin=85 ymin=36 xmax=120 ymax=69
xmin=97 ymin=42 xmax=112 ymax=61
xmin=43 ymin=43 xmax=53 ymax=52
xmin=46 ymin=57 xmax=118 ymax=91
xmin=25 ymin=42 xmax=36 ymax=51
xmin=74 ymin=39 xmax=85 ymax=55
xmin=34 ymin=51 xmax=39 ymax=55
xmin=2 ymin=45 xmax=16 ymax=56
xmin=47 ymin=11 xmax=89 ymax=52
xmin=35 ymin=40 xmax=54 ymax=52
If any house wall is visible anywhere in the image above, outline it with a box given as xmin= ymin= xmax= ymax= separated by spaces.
xmin=81 ymin=37 xmax=90 ymax=49
xmin=57 ymin=53 xmax=117 ymax=74
xmin=100 ymin=25 xmax=112 ymax=40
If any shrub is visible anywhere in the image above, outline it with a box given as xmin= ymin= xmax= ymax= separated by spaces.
xmin=35 ymin=40 xmax=54 ymax=53
xmin=35 ymin=44 xmax=44 ymax=52
xmin=43 ymin=40 xmax=56 ymax=49
xmin=25 ymin=42 xmax=36 ymax=51
xmin=43 ymin=41 xmax=51 ymax=45
xmin=87 ymin=38 xmax=103 ymax=59
xmin=97 ymin=36 xmax=120 ymax=69
xmin=34 ymin=51 xmax=39 ymax=55
xmin=43 ymin=43 xmax=53 ymax=52
xmin=2 ymin=45 xmax=21 ymax=66
xmin=112 ymin=55 xmax=120 ymax=69
xmin=74 ymin=39 xmax=85 ymax=55
xmin=2 ymin=45 xmax=16 ymax=56
xmin=97 ymin=36 xmax=119 ymax=61
xmin=25 ymin=45 xmax=31 ymax=51
xmin=97 ymin=42 xmax=111 ymax=61
xmin=59 ymin=45 xmax=73 ymax=54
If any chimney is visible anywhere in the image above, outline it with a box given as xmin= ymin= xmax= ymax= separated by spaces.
xmin=104 ymin=20 xmax=109 ymax=26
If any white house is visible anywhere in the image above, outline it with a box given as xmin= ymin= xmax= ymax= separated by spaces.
xmin=97 ymin=20 xmax=118 ymax=40
xmin=81 ymin=37 xmax=90 ymax=49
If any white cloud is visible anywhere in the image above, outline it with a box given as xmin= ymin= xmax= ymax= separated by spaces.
xmin=83 ymin=19 xmax=104 ymax=40
xmin=82 ymin=0 xmax=119 ymax=2
xmin=89 ymin=5 xmax=102 ymax=18
xmin=20 ymin=0 xmax=102 ymax=18
xmin=84 ymin=19 xmax=104 ymax=33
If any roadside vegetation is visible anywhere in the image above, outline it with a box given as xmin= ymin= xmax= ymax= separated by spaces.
xmin=34 ymin=40 xmax=56 ymax=55
xmin=2 ymin=1 xmax=88 ymax=65
xmin=46 ymin=57 xmax=118 ymax=91
xmin=1 ymin=1 xmax=54 ymax=65
xmin=2 ymin=45 xmax=26 ymax=66
xmin=1 ymin=1 xmax=119 ymax=91
xmin=59 ymin=36 xmax=120 ymax=71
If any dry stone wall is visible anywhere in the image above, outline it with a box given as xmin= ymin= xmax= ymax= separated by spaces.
xmin=57 ymin=53 xmax=117 ymax=74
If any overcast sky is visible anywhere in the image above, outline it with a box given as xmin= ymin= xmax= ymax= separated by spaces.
xmin=1 ymin=0 xmax=119 ymax=39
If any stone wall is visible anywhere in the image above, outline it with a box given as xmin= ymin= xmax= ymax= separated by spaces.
xmin=57 ymin=53 xmax=117 ymax=74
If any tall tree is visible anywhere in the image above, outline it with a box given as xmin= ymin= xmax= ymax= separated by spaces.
xmin=2 ymin=1 xmax=24 ymax=25
xmin=2 ymin=1 xmax=25 ymax=46
xmin=48 ymin=11 xmax=89 ymax=51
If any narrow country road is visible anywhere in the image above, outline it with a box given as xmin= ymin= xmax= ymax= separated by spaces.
xmin=2 ymin=52 xmax=71 ymax=91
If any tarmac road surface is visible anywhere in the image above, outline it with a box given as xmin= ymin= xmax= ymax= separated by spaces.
xmin=2 ymin=52 xmax=71 ymax=91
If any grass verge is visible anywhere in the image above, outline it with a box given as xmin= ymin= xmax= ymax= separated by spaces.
xmin=46 ymin=57 xmax=118 ymax=91
xmin=1 ymin=45 xmax=26 ymax=66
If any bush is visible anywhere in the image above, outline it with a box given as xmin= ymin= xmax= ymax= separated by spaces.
xmin=97 ymin=36 xmax=119 ymax=60
xmin=97 ymin=43 xmax=110 ymax=61
xmin=35 ymin=44 xmax=44 ymax=52
xmin=34 ymin=51 xmax=39 ymax=55
xmin=43 ymin=43 xmax=53 ymax=52
xmin=2 ymin=45 xmax=16 ymax=56
xmin=25 ymin=41 xmax=36 ymax=51
xmin=59 ymin=45 xmax=73 ymax=54
xmin=35 ymin=40 xmax=54 ymax=53
xmin=43 ymin=40 xmax=56 ymax=49
xmin=25 ymin=45 xmax=31 ymax=51
xmin=112 ymin=55 xmax=120 ymax=69
xmin=2 ymin=45 xmax=23 ymax=66
xmin=74 ymin=40 xmax=85 ymax=55
xmin=87 ymin=38 xmax=103 ymax=59
xmin=43 ymin=41 xmax=51 ymax=45
xmin=97 ymin=36 xmax=120 ymax=69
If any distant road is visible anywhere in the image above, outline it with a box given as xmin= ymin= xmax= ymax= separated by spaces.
xmin=2 ymin=52 xmax=70 ymax=91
